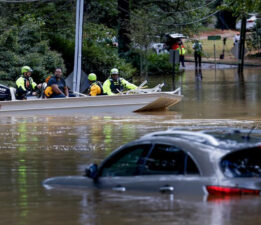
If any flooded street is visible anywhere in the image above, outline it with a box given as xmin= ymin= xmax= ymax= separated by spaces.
xmin=1 ymin=67 xmax=261 ymax=225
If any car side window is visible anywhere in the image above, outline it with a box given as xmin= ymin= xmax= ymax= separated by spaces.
xmin=141 ymin=144 xmax=199 ymax=175
xmin=100 ymin=144 xmax=152 ymax=177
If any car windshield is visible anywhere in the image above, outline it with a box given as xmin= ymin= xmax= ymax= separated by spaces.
xmin=220 ymin=147 xmax=261 ymax=177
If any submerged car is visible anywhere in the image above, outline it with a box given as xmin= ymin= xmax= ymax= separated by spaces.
xmin=43 ymin=128 xmax=261 ymax=196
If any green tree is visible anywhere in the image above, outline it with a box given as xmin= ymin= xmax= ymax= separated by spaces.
xmin=222 ymin=0 xmax=261 ymax=70
xmin=130 ymin=0 xmax=211 ymax=76
xmin=0 ymin=20 xmax=65 ymax=86
xmin=223 ymin=0 xmax=261 ymax=17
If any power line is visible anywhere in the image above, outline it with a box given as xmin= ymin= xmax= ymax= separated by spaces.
xmin=122 ymin=0 xmax=217 ymax=14
xmin=162 ymin=10 xmax=220 ymax=26
xmin=0 ymin=0 xmax=53 ymax=2
xmin=160 ymin=0 xmax=218 ymax=14
xmin=117 ymin=2 xmax=219 ymax=27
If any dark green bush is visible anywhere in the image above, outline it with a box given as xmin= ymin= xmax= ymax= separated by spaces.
xmin=0 ymin=21 xmax=66 ymax=85
xmin=147 ymin=53 xmax=173 ymax=75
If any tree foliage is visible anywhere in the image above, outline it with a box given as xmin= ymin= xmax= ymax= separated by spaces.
xmin=222 ymin=0 xmax=261 ymax=17
xmin=0 ymin=0 xmax=259 ymax=84
xmin=129 ymin=0 xmax=211 ymax=75
xmin=0 ymin=19 xmax=65 ymax=86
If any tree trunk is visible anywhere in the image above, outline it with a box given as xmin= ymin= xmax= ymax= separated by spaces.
xmin=139 ymin=53 xmax=143 ymax=76
xmin=118 ymin=0 xmax=131 ymax=57
xmin=144 ymin=47 xmax=148 ymax=80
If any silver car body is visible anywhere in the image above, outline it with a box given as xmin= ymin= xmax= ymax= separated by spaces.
xmin=43 ymin=129 xmax=261 ymax=196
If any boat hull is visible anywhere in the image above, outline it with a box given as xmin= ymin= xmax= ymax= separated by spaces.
xmin=0 ymin=92 xmax=182 ymax=116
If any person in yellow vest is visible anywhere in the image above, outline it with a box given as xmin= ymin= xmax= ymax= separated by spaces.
xmin=87 ymin=73 xmax=103 ymax=96
xmin=15 ymin=66 xmax=42 ymax=100
xmin=178 ymin=41 xmax=186 ymax=67
xmin=103 ymin=68 xmax=137 ymax=95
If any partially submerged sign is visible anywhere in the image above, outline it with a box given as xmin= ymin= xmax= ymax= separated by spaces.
xmin=207 ymin=35 xmax=221 ymax=41
xmin=66 ymin=70 xmax=89 ymax=93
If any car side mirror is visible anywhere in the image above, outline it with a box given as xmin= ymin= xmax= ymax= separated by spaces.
xmin=85 ymin=163 xmax=98 ymax=179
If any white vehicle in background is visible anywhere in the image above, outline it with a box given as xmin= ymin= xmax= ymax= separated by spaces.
xmin=149 ymin=43 xmax=168 ymax=54
xmin=236 ymin=14 xmax=261 ymax=30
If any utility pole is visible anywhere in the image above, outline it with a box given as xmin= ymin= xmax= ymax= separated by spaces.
xmin=238 ymin=15 xmax=246 ymax=73
xmin=73 ymin=0 xmax=84 ymax=94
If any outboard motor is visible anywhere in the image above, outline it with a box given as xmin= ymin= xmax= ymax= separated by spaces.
xmin=0 ymin=84 xmax=11 ymax=101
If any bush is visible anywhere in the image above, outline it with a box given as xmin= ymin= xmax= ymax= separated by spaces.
xmin=147 ymin=53 xmax=173 ymax=75
xmin=0 ymin=21 xmax=66 ymax=85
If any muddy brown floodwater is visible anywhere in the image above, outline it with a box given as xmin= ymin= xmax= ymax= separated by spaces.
xmin=0 ymin=67 xmax=261 ymax=225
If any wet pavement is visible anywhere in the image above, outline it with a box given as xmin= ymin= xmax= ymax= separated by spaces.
xmin=178 ymin=61 xmax=238 ymax=70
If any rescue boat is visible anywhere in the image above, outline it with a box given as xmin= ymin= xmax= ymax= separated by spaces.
xmin=0 ymin=82 xmax=182 ymax=116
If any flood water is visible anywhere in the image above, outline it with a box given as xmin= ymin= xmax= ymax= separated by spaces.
xmin=1 ymin=66 xmax=261 ymax=225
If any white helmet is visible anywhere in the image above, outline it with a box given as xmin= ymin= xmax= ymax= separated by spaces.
xmin=110 ymin=68 xmax=119 ymax=75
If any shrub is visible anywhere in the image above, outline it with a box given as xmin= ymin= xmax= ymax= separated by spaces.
xmin=0 ymin=21 xmax=66 ymax=85
xmin=147 ymin=53 xmax=173 ymax=75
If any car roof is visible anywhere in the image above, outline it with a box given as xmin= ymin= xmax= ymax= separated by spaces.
xmin=140 ymin=127 xmax=261 ymax=151
xmin=166 ymin=33 xmax=186 ymax=39
xmin=100 ymin=128 xmax=261 ymax=177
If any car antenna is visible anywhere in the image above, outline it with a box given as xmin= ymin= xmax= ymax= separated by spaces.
xmin=244 ymin=125 xmax=256 ymax=141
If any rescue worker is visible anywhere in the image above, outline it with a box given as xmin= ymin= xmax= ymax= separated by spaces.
xmin=171 ymin=38 xmax=180 ymax=50
xmin=87 ymin=73 xmax=103 ymax=96
xmin=178 ymin=41 xmax=186 ymax=67
xmin=46 ymin=68 xmax=70 ymax=98
xmin=192 ymin=40 xmax=203 ymax=68
xmin=16 ymin=66 xmax=42 ymax=100
xmin=234 ymin=33 xmax=240 ymax=46
xmin=103 ymin=68 xmax=137 ymax=95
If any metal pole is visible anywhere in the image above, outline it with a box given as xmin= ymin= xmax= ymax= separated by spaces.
xmin=172 ymin=51 xmax=176 ymax=91
xmin=76 ymin=0 xmax=84 ymax=93
xmin=73 ymin=0 xmax=80 ymax=93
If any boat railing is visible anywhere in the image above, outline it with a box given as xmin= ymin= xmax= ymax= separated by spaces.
xmin=73 ymin=92 xmax=88 ymax=97
xmin=169 ymin=87 xmax=181 ymax=95
xmin=124 ymin=83 xmax=164 ymax=95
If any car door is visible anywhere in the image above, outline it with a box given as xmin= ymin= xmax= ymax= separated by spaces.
xmin=95 ymin=142 xmax=206 ymax=195
xmin=137 ymin=143 xmax=208 ymax=196
xmin=96 ymin=143 xmax=155 ymax=192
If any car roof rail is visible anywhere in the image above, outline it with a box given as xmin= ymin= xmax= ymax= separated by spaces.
xmin=142 ymin=130 xmax=220 ymax=146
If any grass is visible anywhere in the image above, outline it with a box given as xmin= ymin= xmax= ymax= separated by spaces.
xmin=184 ymin=38 xmax=234 ymax=59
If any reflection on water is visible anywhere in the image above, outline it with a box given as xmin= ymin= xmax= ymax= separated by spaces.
xmin=145 ymin=67 xmax=261 ymax=119
xmin=1 ymin=67 xmax=261 ymax=224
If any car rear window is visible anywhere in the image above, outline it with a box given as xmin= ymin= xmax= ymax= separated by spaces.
xmin=220 ymin=147 xmax=261 ymax=177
